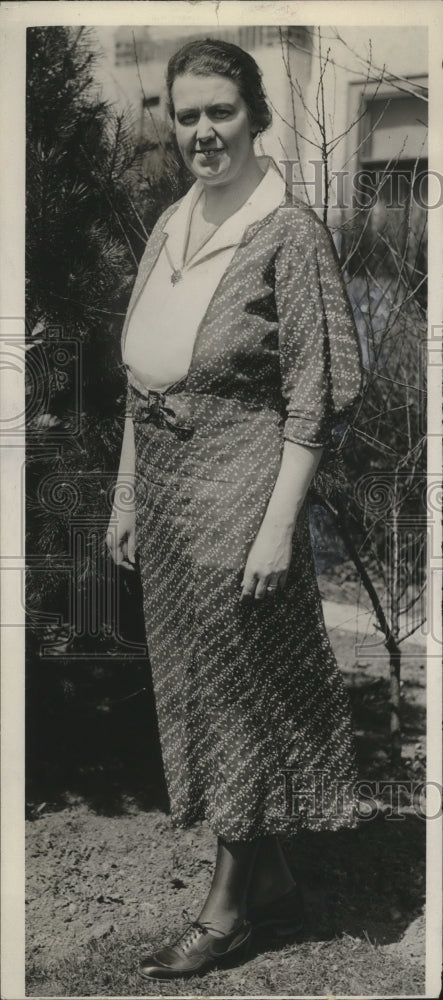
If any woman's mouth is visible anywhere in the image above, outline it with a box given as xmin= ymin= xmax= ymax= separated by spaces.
xmin=194 ymin=147 xmax=224 ymax=159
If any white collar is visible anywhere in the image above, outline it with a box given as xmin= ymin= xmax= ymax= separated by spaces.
xmin=162 ymin=157 xmax=286 ymax=270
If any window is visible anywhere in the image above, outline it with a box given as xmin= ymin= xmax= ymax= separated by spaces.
xmin=358 ymin=90 xmax=428 ymax=218
xmin=355 ymin=86 xmax=428 ymax=308
xmin=360 ymin=93 xmax=428 ymax=165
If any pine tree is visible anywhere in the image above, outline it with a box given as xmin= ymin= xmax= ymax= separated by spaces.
xmin=26 ymin=25 xmax=188 ymax=603
xmin=25 ymin=26 xmax=189 ymax=795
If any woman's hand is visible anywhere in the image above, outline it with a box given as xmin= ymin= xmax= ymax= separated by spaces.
xmin=106 ymin=505 xmax=136 ymax=571
xmin=240 ymin=520 xmax=293 ymax=600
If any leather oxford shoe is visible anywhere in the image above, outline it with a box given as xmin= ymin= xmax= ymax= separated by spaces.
xmin=139 ymin=918 xmax=252 ymax=980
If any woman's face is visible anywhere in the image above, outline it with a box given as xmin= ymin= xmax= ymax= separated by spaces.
xmin=171 ymin=73 xmax=255 ymax=187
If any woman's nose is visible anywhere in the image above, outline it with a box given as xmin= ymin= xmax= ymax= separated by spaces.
xmin=195 ymin=114 xmax=215 ymax=141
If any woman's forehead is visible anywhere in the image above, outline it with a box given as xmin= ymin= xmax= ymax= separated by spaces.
xmin=171 ymin=73 xmax=241 ymax=108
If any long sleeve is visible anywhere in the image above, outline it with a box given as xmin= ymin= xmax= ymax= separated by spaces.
xmin=275 ymin=209 xmax=363 ymax=446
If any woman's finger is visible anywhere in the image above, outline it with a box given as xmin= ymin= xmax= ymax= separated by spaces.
xmin=120 ymin=537 xmax=135 ymax=571
xmin=257 ymin=572 xmax=284 ymax=600
xmin=254 ymin=574 xmax=271 ymax=601
xmin=240 ymin=567 xmax=258 ymax=600
xmin=106 ymin=530 xmax=122 ymax=565
xmin=127 ymin=534 xmax=136 ymax=565
xmin=106 ymin=529 xmax=135 ymax=570
xmin=266 ymin=573 xmax=281 ymax=597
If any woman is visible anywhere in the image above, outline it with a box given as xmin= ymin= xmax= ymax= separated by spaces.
xmin=107 ymin=38 xmax=363 ymax=980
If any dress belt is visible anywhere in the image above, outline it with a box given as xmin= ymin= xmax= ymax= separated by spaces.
xmin=130 ymin=383 xmax=194 ymax=435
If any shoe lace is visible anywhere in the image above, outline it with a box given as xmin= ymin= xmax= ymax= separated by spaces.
xmin=178 ymin=908 xmax=240 ymax=951
xmin=176 ymin=913 xmax=210 ymax=953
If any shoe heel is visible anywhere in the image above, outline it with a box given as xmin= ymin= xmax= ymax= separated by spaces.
xmin=215 ymin=931 xmax=251 ymax=971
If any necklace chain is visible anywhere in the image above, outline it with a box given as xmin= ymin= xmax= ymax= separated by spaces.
xmin=168 ymin=196 xmax=218 ymax=285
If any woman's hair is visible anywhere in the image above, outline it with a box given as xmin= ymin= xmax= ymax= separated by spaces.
xmin=166 ymin=37 xmax=272 ymax=139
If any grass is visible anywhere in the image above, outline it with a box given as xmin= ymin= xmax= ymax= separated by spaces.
xmin=26 ymin=811 xmax=426 ymax=997
xmin=26 ymin=923 xmax=425 ymax=997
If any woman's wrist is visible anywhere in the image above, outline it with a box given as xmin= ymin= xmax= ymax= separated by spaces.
xmin=263 ymin=491 xmax=304 ymax=529
xmin=261 ymin=439 xmax=322 ymax=536
xmin=260 ymin=508 xmax=299 ymax=535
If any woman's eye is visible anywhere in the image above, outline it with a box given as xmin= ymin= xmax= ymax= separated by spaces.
xmin=210 ymin=108 xmax=233 ymax=120
xmin=177 ymin=113 xmax=198 ymax=126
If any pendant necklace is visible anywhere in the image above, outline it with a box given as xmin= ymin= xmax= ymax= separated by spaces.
xmin=164 ymin=243 xmax=184 ymax=285
xmin=168 ymin=196 xmax=218 ymax=286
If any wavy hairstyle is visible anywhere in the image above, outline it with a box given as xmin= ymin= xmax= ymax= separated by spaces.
xmin=166 ymin=37 xmax=272 ymax=139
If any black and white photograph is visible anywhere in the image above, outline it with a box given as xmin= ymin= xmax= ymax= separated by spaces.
xmin=1 ymin=1 xmax=442 ymax=997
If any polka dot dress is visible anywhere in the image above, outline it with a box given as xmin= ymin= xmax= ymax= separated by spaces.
xmin=123 ymin=198 xmax=363 ymax=841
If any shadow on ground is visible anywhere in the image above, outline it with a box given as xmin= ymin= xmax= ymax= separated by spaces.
xmin=283 ymin=812 xmax=425 ymax=947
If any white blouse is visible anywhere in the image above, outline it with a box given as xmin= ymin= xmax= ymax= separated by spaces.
xmin=122 ymin=157 xmax=286 ymax=391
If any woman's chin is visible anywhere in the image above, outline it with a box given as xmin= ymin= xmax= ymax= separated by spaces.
xmin=189 ymin=156 xmax=231 ymax=184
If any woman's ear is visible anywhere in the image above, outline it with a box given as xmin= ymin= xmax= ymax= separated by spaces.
xmin=250 ymin=112 xmax=262 ymax=140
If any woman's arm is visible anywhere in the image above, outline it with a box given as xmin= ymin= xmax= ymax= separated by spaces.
xmin=240 ymin=439 xmax=323 ymax=600
xmin=106 ymin=413 xmax=137 ymax=569
xmin=116 ymin=412 xmax=136 ymax=479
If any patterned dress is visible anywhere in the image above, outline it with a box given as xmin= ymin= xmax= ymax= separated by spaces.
xmin=121 ymin=178 xmax=363 ymax=841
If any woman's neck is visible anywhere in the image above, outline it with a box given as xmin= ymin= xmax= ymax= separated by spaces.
xmin=202 ymin=153 xmax=265 ymax=226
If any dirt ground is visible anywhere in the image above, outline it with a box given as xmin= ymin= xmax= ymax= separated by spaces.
xmin=25 ymin=569 xmax=428 ymax=997
xmin=25 ymin=799 xmax=426 ymax=997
